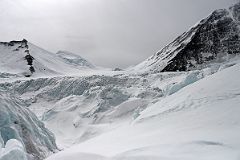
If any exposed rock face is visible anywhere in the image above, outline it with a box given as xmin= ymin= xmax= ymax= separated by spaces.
xmin=0 ymin=39 xmax=35 ymax=77
xmin=134 ymin=2 xmax=240 ymax=72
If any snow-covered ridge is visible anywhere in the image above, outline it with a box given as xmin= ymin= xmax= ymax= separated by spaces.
xmin=132 ymin=2 xmax=240 ymax=73
xmin=0 ymin=40 xmax=96 ymax=78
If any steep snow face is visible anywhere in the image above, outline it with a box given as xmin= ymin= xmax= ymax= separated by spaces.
xmin=0 ymin=40 xmax=95 ymax=78
xmin=46 ymin=59 xmax=240 ymax=160
xmin=56 ymin=51 xmax=95 ymax=69
xmin=132 ymin=2 xmax=240 ymax=73
xmin=0 ymin=89 xmax=58 ymax=160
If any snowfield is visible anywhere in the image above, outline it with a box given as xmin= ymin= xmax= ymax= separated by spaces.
xmin=43 ymin=60 xmax=240 ymax=160
xmin=1 ymin=55 xmax=240 ymax=160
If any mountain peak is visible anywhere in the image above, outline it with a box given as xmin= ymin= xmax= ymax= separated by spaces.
xmin=132 ymin=3 xmax=240 ymax=73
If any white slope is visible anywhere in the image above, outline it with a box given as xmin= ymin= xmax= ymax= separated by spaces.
xmin=26 ymin=43 xmax=96 ymax=76
xmin=0 ymin=41 xmax=96 ymax=78
xmin=46 ymin=61 xmax=240 ymax=160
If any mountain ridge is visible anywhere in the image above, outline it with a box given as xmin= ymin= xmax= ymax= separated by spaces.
xmin=0 ymin=39 xmax=95 ymax=77
xmin=132 ymin=2 xmax=240 ymax=73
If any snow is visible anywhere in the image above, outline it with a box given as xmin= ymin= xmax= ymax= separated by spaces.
xmin=0 ymin=41 xmax=97 ymax=78
xmin=56 ymin=51 xmax=95 ymax=68
xmin=45 ymin=60 xmax=240 ymax=160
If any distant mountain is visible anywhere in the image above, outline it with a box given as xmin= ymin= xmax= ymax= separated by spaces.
xmin=56 ymin=50 xmax=95 ymax=69
xmin=133 ymin=2 xmax=240 ymax=73
xmin=0 ymin=39 xmax=95 ymax=77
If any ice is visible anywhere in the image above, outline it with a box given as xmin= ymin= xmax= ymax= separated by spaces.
xmin=0 ymin=90 xmax=58 ymax=160
xmin=0 ymin=139 xmax=27 ymax=160
xmin=164 ymin=70 xmax=202 ymax=95
xmin=0 ymin=136 xmax=3 ymax=148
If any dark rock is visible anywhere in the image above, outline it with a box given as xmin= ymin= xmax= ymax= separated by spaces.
xmin=29 ymin=66 xmax=35 ymax=73
xmin=25 ymin=54 xmax=34 ymax=66
xmin=113 ymin=68 xmax=123 ymax=71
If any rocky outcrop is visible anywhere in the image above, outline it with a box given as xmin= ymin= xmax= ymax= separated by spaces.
xmin=0 ymin=39 xmax=35 ymax=77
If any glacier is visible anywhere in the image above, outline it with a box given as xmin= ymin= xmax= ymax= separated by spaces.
xmin=0 ymin=89 xmax=58 ymax=160
xmin=1 ymin=53 xmax=239 ymax=160
xmin=46 ymin=55 xmax=240 ymax=160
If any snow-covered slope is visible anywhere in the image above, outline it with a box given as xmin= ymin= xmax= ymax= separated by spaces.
xmin=132 ymin=2 xmax=240 ymax=73
xmin=0 ymin=40 xmax=95 ymax=77
xmin=46 ymin=58 xmax=240 ymax=160
xmin=56 ymin=51 xmax=94 ymax=69
xmin=0 ymin=89 xmax=58 ymax=160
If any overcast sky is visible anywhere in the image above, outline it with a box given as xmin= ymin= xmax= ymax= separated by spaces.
xmin=0 ymin=0 xmax=237 ymax=68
